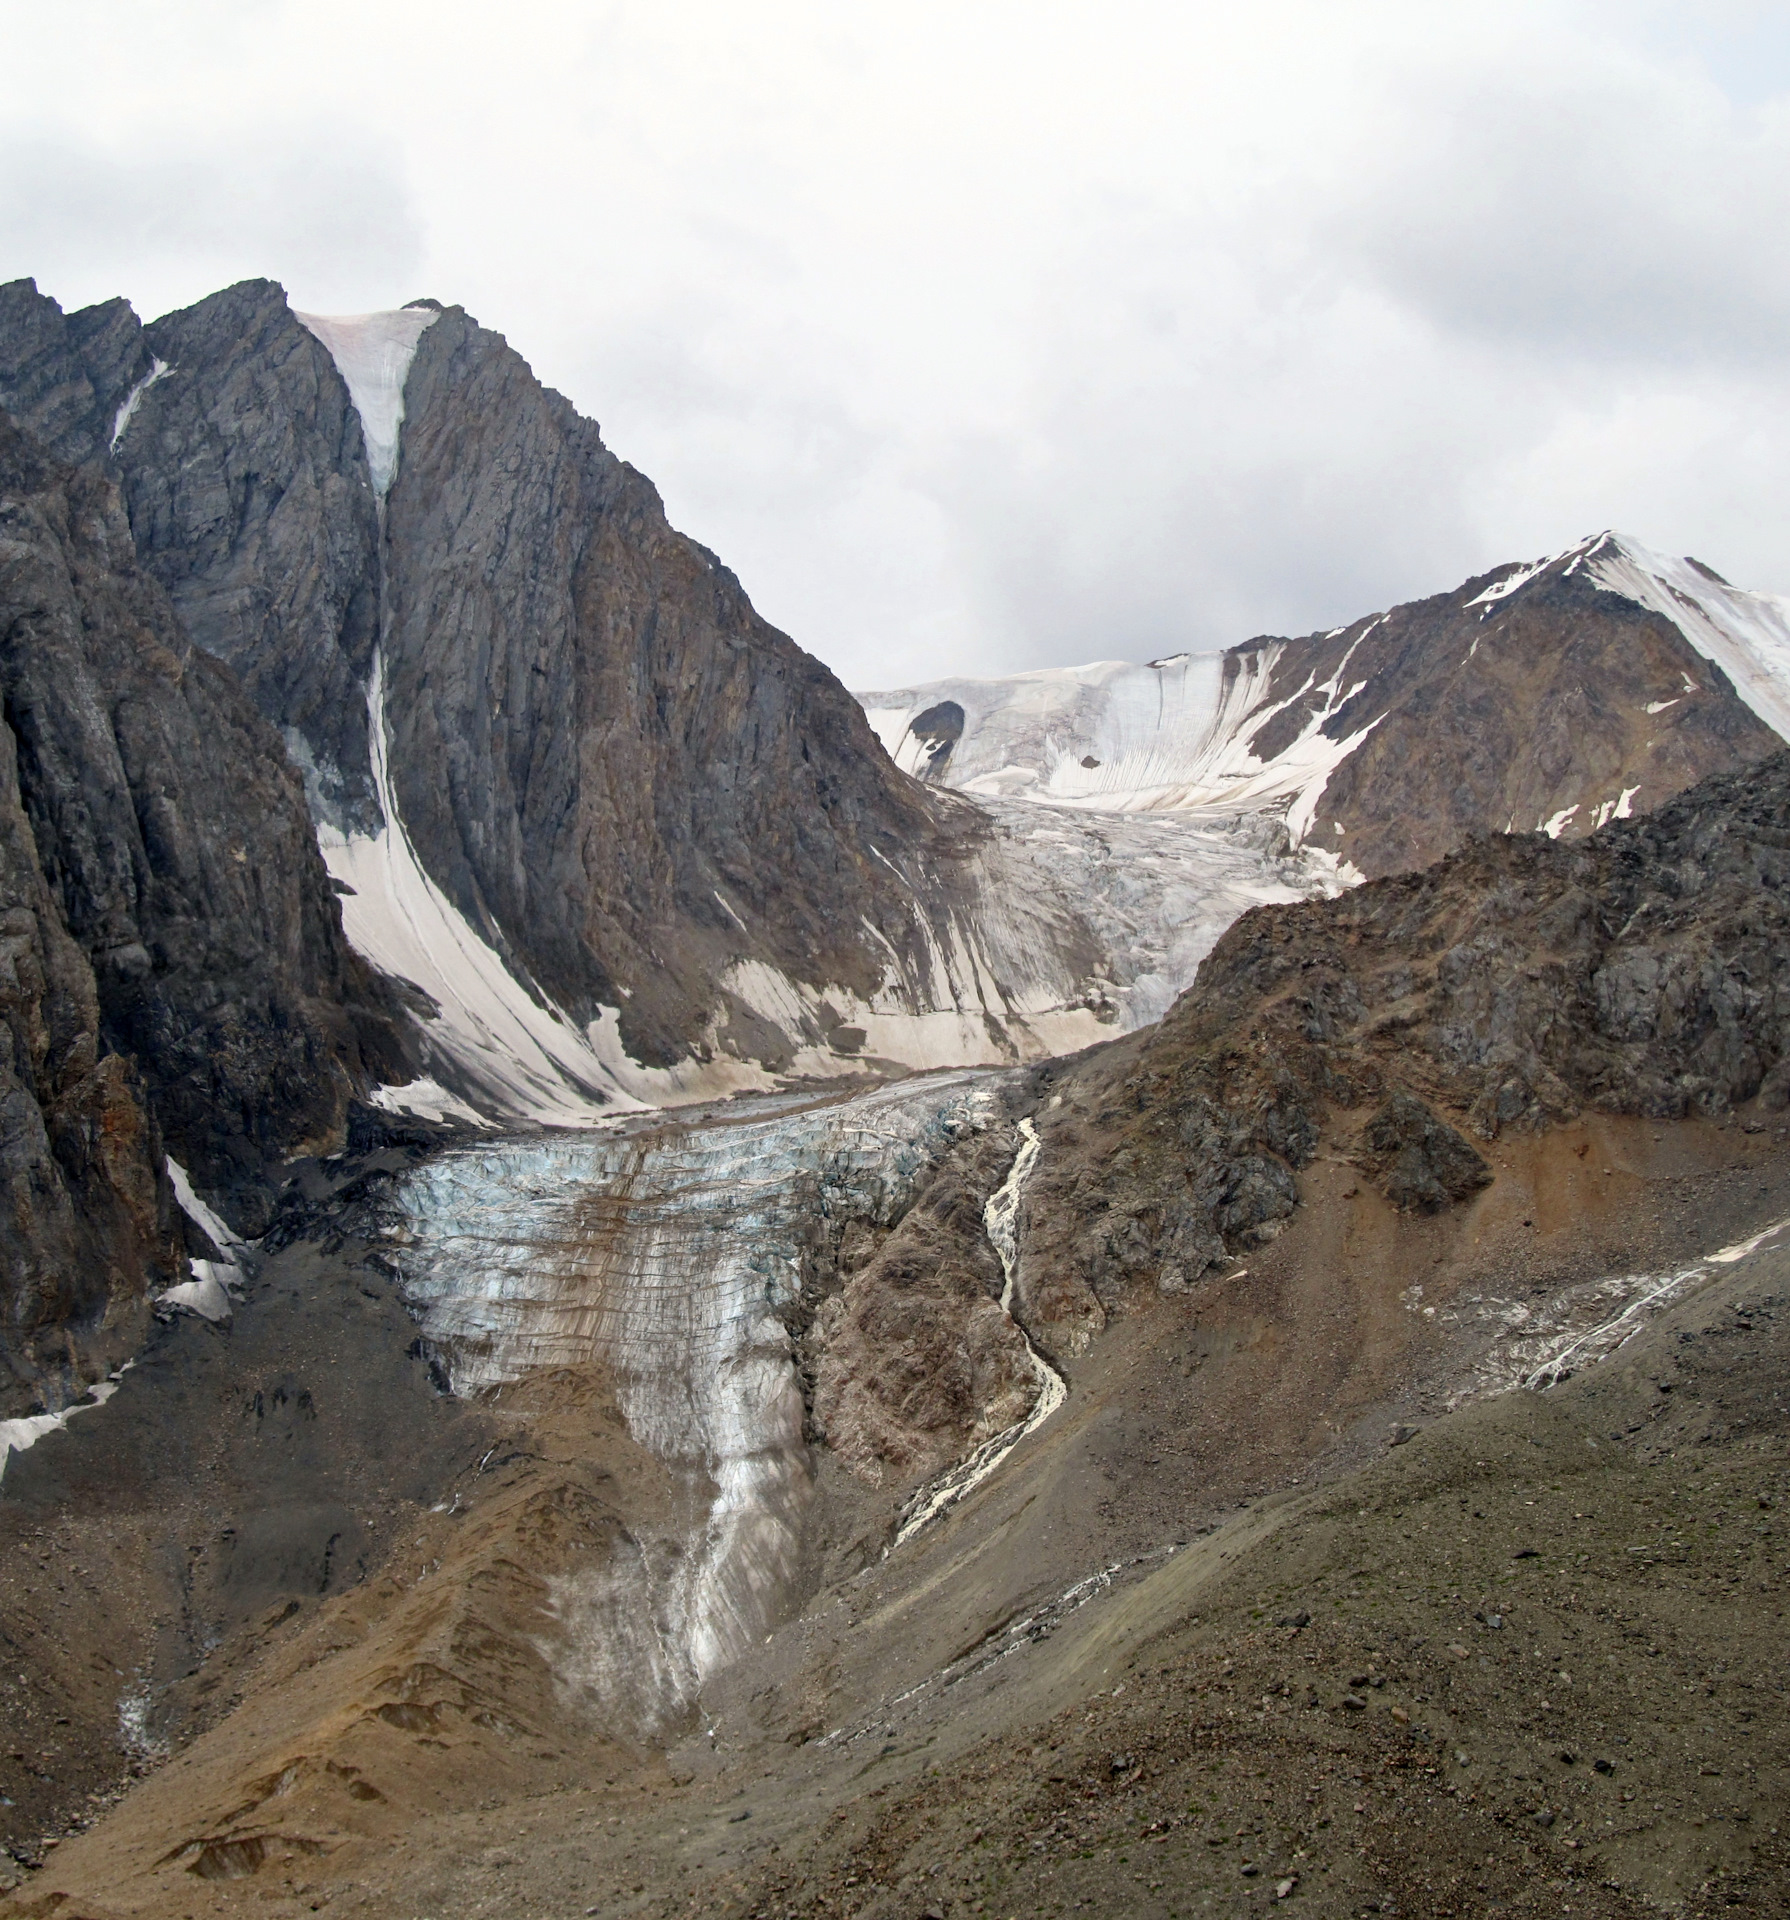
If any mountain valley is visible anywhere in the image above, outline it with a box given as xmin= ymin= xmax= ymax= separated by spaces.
xmin=1 ymin=276 xmax=1788 ymax=1920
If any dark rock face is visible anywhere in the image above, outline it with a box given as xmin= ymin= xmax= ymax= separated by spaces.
xmin=1 ymin=281 xmax=1071 ymax=1085
xmin=1017 ymin=751 xmax=1790 ymax=1338
xmin=0 ymin=280 xmax=151 ymax=468
xmin=379 ymin=305 xmax=994 ymax=1064
xmin=0 ymin=699 xmax=172 ymax=1414
xmin=1247 ymin=550 xmax=1782 ymax=877
xmin=0 ymin=278 xmax=385 ymax=835
xmin=0 ymin=410 xmax=402 ymax=1314
xmin=1358 ymin=1089 xmax=1492 ymax=1213
xmin=123 ymin=283 xmax=385 ymax=836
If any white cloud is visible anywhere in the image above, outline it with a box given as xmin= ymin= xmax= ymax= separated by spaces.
xmin=2 ymin=0 xmax=1789 ymax=685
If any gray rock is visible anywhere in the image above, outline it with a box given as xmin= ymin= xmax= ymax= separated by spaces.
xmin=377 ymin=302 xmax=1015 ymax=1065
xmin=1358 ymin=1089 xmax=1492 ymax=1212
xmin=0 ymin=278 xmax=384 ymax=837
xmin=0 ymin=410 xmax=404 ymax=1403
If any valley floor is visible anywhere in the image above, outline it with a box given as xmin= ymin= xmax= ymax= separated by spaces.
xmin=2 ymin=1112 xmax=1787 ymax=1920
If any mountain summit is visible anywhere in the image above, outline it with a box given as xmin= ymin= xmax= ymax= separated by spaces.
xmin=862 ymin=531 xmax=1790 ymax=877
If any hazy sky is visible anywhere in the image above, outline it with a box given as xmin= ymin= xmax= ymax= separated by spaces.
xmin=5 ymin=1 xmax=1789 ymax=688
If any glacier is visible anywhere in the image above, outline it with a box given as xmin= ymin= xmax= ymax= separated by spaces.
xmin=860 ymin=530 xmax=1790 ymax=850
xmin=861 ymin=640 xmax=1378 ymax=829
xmin=388 ymin=1072 xmax=1025 ymax=1727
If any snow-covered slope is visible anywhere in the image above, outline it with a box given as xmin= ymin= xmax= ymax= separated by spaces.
xmin=318 ymin=657 xmax=1126 ymax=1121
xmin=862 ymin=533 xmax=1790 ymax=877
xmin=863 ymin=643 xmax=1379 ymax=837
xmin=1578 ymin=532 xmax=1790 ymax=742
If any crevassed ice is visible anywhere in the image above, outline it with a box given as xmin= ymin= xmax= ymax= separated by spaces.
xmin=389 ymin=1072 xmax=1010 ymax=1728
xmin=293 ymin=307 xmax=439 ymax=497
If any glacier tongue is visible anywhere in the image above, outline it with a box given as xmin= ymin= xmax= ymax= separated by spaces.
xmin=389 ymin=1072 xmax=1013 ymax=1724
xmin=293 ymin=307 xmax=439 ymax=497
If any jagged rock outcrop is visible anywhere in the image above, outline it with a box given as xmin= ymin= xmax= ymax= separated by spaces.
xmin=378 ymin=304 xmax=1017 ymax=1068
xmin=0 ymin=280 xmax=1109 ymax=1105
xmin=804 ymin=1122 xmax=1037 ymax=1486
xmin=0 ymin=277 xmax=387 ymax=836
xmin=1012 ymin=750 xmax=1790 ymax=1342
xmin=0 ymin=407 xmax=402 ymax=1354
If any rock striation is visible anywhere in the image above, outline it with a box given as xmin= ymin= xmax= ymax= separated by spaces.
xmin=375 ymin=304 xmax=1057 ymax=1073
xmin=0 ymin=408 xmax=402 ymax=1409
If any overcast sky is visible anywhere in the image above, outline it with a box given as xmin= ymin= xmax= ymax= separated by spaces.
xmin=4 ymin=1 xmax=1789 ymax=688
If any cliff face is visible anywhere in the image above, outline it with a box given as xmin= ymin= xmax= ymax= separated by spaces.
xmin=0 ymin=277 xmax=385 ymax=836
xmin=378 ymin=306 xmax=1012 ymax=1067
xmin=0 ymin=411 xmax=403 ymax=1405
xmin=0 ymin=280 xmax=1109 ymax=1107
xmin=0 ymin=679 xmax=170 ymax=1417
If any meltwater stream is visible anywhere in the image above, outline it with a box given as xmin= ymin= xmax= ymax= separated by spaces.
xmin=388 ymin=1070 xmax=1048 ymax=1726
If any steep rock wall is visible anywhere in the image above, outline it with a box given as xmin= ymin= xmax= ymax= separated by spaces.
xmin=378 ymin=306 xmax=1046 ymax=1068
xmin=0 ymin=277 xmax=385 ymax=836
xmin=0 ymin=411 xmax=401 ymax=1255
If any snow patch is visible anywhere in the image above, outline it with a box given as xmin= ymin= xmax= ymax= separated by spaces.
xmin=1587 ymin=536 xmax=1790 ymax=744
xmin=108 ymin=357 xmax=169 ymax=451
xmin=293 ymin=307 xmax=439 ymax=497
xmin=320 ymin=655 xmax=633 ymax=1125
xmin=158 ymin=1156 xmax=248 ymax=1320
xmin=1466 ymin=552 xmax=1552 ymax=612
xmin=369 ymin=1078 xmax=486 ymax=1126
xmin=1541 ymin=803 xmax=1580 ymax=839
xmin=0 ymin=1368 xmax=128 ymax=1482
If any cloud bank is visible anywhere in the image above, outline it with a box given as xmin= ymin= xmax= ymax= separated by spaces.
xmin=3 ymin=0 xmax=1788 ymax=685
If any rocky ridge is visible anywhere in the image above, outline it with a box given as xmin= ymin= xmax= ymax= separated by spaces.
xmin=1009 ymin=749 xmax=1790 ymax=1353
xmin=0 ymin=278 xmax=1118 ymax=1114
xmin=801 ymin=752 xmax=1790 ymax=1495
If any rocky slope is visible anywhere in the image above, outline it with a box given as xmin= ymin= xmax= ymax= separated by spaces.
xmin=0 ymin=408 xmax=402 ymax=1413
xmin=863 ymin=532 xmax=1790 ymax=878
xmin=784 ymin=752 xmax=1790 ymax=1502
xmin=2 ymin=757 xmax=1788 ymax=1917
